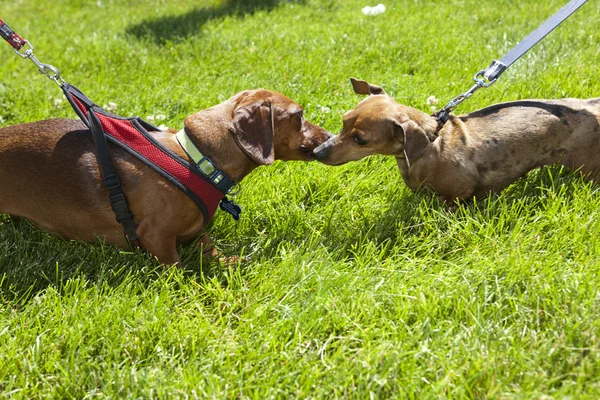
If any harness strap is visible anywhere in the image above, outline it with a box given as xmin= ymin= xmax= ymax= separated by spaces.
xmin=88 ymin=111 xmax=141 ymax=248
xmin=63 ymin=84 xmax=236 ymax=231
xmin=62 ymin=84 xmax=141 ymax=249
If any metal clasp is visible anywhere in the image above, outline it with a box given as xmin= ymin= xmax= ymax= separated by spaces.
xmin=13 ymin=39 xmax=66 ymax=87
xmin=473 ymin=69 xmax=496 ymax=89
xmin=228 ymin=183 xmax=241 ymax=196
xmin=436 ymin=69 xmax=497 ymax=119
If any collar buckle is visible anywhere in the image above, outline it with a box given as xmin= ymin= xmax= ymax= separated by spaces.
xmin=176 ymin=128 xmax=237 ymax=194
xmin=196 ymin=157 xmax=216 ymax=176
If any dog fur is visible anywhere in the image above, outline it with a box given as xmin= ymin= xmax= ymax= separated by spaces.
xmin=0 ymin=89 xmax=331 ymax=265
xmin=314 ymin=78 xmax=600 ymax=201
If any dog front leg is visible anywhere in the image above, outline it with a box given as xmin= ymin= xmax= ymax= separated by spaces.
xmin=146 ymin=235 xmax=180 ymax=266
xmin=136 ymin=220 xmax=180 ymax=266
xmin=196 ymin=232 xmax=218 ymax=258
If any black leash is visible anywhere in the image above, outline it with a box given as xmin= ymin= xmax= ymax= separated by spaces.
xmin=434 ymin=0 xmax=588 ymax=130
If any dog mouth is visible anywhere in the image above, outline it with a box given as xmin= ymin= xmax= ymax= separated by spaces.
xmin=300 ymin=145 xmax=317 ymax=161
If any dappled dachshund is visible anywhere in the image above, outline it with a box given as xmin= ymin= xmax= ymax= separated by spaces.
xmin=315 ymin=78 xmax=600 ymax=201
xmin=0 ymin=89 xmax=331 ymax=264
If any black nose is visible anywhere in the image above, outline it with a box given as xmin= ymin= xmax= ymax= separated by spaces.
xmin=313 ymin=142 xmax=330 ymax=160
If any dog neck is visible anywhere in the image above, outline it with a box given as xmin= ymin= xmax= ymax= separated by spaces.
xmin=394 ymin=111 xmax=443 ymax=185
xmin=403 ymin=107 xmax=439 ymax=141
xmin=182 ymin=102 xmax=258 ymax=183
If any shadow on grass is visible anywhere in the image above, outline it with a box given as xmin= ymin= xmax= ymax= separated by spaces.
xmin=307 ymin=165 xmax=597 ymax=261
xmin=126 ymin=0 xmax=305 ymax=45
xmin=1 ymin=166 xmax=594 ymax=302
xmin=0 ymin=218 xmax=230 ymax=304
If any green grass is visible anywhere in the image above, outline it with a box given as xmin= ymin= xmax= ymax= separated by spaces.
xmin=2 ymin=0 xmax=600 ymax=397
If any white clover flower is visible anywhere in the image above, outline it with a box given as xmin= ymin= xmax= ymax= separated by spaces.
xmin=426 ymin=96 xmax=438 ymax=106
xmin=362 ymin=4 xmax=386 ymax=16
xmin=103 ymin=102 xmax=118 ymax=112
xmin=146 ymin=113 xmax=166 ymax=122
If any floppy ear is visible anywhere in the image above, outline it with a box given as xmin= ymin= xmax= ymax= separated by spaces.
xmin=395 ymin=120 xmax=431 ymax=167
xmin=350 ymin=77 xmax=386 ymax=95
xmin=230 ymin=99 xmax=275 ymax=165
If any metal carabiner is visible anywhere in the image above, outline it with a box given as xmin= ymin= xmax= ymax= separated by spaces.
xmin=435 ymin=69 xmax=499 ymax=123
xmin=38 ymin=63 xmax=66 ymax=86
xmin=10 ymin=38 xmax=66 ymax=86
xmin=473 ymin=70 xmax=497 ymax=88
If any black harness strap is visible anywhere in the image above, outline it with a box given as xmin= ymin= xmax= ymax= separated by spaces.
xmin=88 ymin=112 xmax=140 ymax=248
xmin=62 ymin=84 xmax=141 ymax=249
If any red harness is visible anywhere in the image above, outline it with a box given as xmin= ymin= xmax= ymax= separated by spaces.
xmin=62 ymin=84 xmax=239 ymax=247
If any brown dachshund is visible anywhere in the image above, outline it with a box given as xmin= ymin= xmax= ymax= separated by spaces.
xmin=314 ymin=78 xmax=600 ymax=201
xmin=0 ymin=89 xmax=331 ymax=264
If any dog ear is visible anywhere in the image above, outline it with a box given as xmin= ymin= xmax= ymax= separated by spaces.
xmin=230 ymin=99 xmax=275 ymax=165
xmin=395 ymin=120 xmax=431 ymax=167
xmin=350 ymin=78 xmax=386 ymax=95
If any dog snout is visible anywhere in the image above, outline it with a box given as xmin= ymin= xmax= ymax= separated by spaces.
xmin=313 ymin=136 xmax=337 ymax=161
xmin=305 ymin=124 xmax=333 ymax=147
xmin=314 ymin=127 xmax=333 ymax=144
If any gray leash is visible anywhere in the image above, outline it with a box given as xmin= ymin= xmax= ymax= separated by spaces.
xmin=434 ymin=0 xmax=588 ymax=129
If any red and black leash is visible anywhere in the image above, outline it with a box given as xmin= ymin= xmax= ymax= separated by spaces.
xmin=0 ymin=18 xmax=26 ymax=51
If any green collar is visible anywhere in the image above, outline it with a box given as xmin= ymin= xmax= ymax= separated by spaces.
xmin=175 ymin=128 xmax=236 ymax=193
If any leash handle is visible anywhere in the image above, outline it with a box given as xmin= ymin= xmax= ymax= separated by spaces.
xmin=0 ymin=18 xmax=27 ymax=51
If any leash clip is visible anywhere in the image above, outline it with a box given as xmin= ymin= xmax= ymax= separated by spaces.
xmin=11 ymin=37 xmax=66 ymax=87
xmin=434 ymin=69 xmax=497 ymax=127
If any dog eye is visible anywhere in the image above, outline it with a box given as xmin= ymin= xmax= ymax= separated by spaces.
xmin=353 ymin=134 xmax=367 ymax=146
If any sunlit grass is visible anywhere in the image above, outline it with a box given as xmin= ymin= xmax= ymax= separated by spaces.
xmin=1 ymin=0 xmax=600 ymax=397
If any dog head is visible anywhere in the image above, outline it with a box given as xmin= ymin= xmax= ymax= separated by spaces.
xmin=313 ymin=78 xmax=437 ymax=167
xmin=230 ymin=90 xmax=332 ymax=164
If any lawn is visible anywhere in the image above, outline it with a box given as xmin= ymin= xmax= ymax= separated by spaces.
xmin=1 ymin=0 xmax=600 ymax=397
